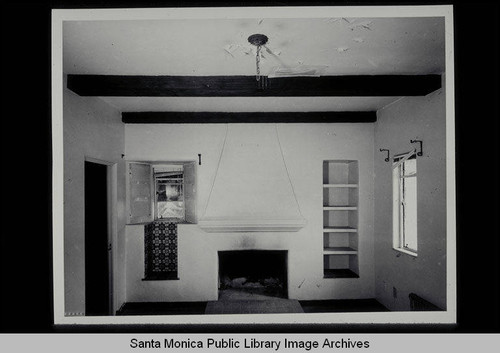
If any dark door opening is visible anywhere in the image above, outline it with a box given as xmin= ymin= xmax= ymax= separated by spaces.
xmin=218 ymin=250 xmax=288 ymax=300
xmin=85 ymin=161 xmax=110 ymax=315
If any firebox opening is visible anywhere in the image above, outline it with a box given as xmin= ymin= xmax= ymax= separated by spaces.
xmin=218 ymin=250 xmax=288 ymax=300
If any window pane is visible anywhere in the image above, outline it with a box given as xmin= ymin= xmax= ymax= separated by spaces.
xmin=392 ymin=166 xmax=400 ymax=249
xmin=393 ymin=157 xmax=418 ymax=254
xmin=157 ymin=200 xmax=184 ymax=219
xmin=403 ymin=158 xmax=417 ymax=176
xmin=402 ymin=169 xmax=417 ymax=251
xmin=155 ymin=170 xmax=185 ymax=220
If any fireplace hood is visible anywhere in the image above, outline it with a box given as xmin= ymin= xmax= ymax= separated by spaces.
xmin=198 ymin=124 xmax=306 ymax=232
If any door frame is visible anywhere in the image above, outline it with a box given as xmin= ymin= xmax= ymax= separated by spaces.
xmin=85 ymin=156 xmax=117 ymax=315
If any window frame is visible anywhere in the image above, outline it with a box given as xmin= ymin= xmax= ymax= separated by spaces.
xmin=126 ymin=160 xmax=197 ymax=225
xmin=392 ymin=151 xmax=418 ymax=257
xmin=153 ymin=166 xmax=185 ymax=221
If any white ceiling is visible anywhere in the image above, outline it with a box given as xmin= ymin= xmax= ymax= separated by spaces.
xmin=63 ymin=15 xmax=445 ymax=112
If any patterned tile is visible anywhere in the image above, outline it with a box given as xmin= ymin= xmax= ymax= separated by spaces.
xmin=144 ymin=222 xmax=178 ymax=280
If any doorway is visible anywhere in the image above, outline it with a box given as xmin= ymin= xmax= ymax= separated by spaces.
xmin=84 ymin=160 xmax=111 ymax=315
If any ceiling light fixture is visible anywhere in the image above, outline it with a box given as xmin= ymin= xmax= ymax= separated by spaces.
xmin=248 ymin=34 xmax=268 ymax=83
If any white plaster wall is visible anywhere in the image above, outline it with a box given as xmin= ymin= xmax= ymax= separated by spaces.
xmin=124 ymin=123 xmax=375 ymax=302
xmin=373 ymin=86 xmax=447 ymax=311
xmin=63 ymin=79 xmax=126 ymax=315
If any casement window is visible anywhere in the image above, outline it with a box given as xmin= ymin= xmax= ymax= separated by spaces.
xmin=153 ymin=166 xmax=185 ymax=220
xmin=127 ymin=161 xmax=196 ymax=224
xmin=392 ymin=151 xmax=418 ymax=256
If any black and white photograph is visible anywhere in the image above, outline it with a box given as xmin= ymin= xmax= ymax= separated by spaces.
xmin=50 ymin=5 xmax=458 ymax=326
xmin=2 ymin=2 xmax=500 ymax=351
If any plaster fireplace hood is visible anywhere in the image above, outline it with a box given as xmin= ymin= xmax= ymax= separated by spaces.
xmin=198 ymin=124 xmax=307 ymax=232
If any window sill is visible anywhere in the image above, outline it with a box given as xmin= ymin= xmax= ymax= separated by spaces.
xmin=392 ymin=247 xmax=418 ymax=258
xmin=155 ymin=218 xmax=186 ymax=223
xmin=323 ymin=269 xmax=359 ymax=279
xmin=142 ymin=273 xmax=179 ymax=281
xmin=126 ymin=220 xmax=196 ymax=226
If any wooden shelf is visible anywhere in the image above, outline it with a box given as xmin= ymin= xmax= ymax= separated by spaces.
xmin=323 ymin=184 xmax=358 ymax=188
xmin=323 ymin=227 xmax=357 ymax=233
xmin=323 ymin=206 xmax=357 ymax=211
xmin=323 ymin=247 xmax=358 ymax=255
xmin=323 ymin=269 xmax=359 ymax=279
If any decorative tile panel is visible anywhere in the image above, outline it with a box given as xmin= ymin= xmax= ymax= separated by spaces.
xmin=144 ymin=222 xmax=178 ymax=280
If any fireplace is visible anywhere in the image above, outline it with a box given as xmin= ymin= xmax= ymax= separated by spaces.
xmin=218 ymin=250 xmax=288 ymax=300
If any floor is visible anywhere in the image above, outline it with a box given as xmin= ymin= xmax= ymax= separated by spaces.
xmin=116 ymin=301 xmax=208 ymax=316
xmin=205 ymin=299 xmax=304 ymax=314
xmin=218 ymin=288 xmax=284 ymax=301
xmin=117 ymin=292 xmax=388 ymax=315
xmin=299 ymin=299 xmax=389 ymax=313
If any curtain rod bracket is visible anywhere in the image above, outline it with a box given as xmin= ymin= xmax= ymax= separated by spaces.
xmin=379 ymin=149 xmax=390 ymax=162
xmin=410 ymin=140 xmax=423 ymax=156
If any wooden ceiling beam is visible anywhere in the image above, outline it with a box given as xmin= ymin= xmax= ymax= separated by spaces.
xmin=121 ymin=111 xmax=377 ymax=124
xmin=67 ymin=74 xmax=441 ymax=97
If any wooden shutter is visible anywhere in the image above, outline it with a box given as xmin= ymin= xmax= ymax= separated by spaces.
xmin=128 ymin=162 xmax=152 ymax=224
xmin=183 ymin=162 xmax=196 ymax=224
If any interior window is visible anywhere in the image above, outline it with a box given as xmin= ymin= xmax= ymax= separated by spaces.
xmin=154 ymin=165 xmax=184 ymax=220
xmin=128 ymin=161 xmax=196 ymax=224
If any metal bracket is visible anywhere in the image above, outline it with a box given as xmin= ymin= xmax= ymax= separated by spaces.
xmin=410 ymin=139 xmax=423 ymax=156
xmin=198 ymin=153 xmax=202 ymax=165
xmin=379 ymin=149 xmax=390 ymax=162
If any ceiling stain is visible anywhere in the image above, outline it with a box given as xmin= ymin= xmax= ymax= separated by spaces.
xmin=325 ymin=18 xmax=341 ymax=24
xmin=348 ymin=20 xmax=373 ymax=31
xmin=335 ymin=47 xmax=351 ymax=53
xmin=265 ymin=46 xmax=281 ymax=56
xmin=223 ymin=44 xmax=236 ymax=58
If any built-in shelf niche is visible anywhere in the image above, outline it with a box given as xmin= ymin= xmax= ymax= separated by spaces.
xmin=322 ymin=160 xmax=359 ymax=279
